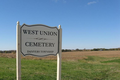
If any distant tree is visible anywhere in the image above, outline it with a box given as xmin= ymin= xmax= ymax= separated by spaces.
xmin=76 ymin=48 xmax=79 ymax=51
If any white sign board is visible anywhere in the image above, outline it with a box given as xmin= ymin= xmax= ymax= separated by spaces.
xmin=20 ymin=24 xmax=59 ymax=56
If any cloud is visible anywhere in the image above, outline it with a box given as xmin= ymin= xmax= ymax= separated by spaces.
xmin=87 ymin=1 xmax=97 ymax=5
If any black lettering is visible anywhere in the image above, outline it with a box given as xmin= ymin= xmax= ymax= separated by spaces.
xmin=51 ymin=43 xmax=55 ymax=47
xmin=49 ymin=31 xmax=53 ymax=36
xmin=54 ymin=32 xmax=57 ymax=36
xmin=25 ymin=42 xmax=55 ymax=47
xmin=43 ymin=31 xmax=48 ymax=35
xmin=32 ymin=31 xmax=35 ymax=34
xmin=23 ymin=30 xmax=27 ymax=34
xmin=39 ymin=31 xmax=57 ymax=36
xmin=23 ymin=30 xmax=38 ymax=35
xmin=35 ymin=30 xmax=38 ymax=35
xmin=40 ymin=31 xmax=42 ymax=35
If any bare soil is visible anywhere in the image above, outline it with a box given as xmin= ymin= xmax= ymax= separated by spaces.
xmin=0 ymin=51 xmax=120 ymax=60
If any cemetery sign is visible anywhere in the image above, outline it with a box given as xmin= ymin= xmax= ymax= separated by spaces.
xmin=20 ymin=24 xmax=59 ymax=56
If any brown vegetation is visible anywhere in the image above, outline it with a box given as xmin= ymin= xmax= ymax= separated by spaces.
xmin=0 ymin=51 xmax=120 ymax=60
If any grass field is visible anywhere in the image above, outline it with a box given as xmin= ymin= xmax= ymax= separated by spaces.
xmin=0 ymin=51 xmax=120 ymax=80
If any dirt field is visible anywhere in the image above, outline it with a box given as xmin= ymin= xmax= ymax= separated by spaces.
xmin=0 ymin=51 xmax=120 ymax=60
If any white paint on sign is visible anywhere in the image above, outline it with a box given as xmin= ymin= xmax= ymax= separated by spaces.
xmin=20 ymin=24 xmax=59 ymax=56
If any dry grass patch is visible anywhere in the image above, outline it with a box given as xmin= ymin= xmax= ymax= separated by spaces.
xmin=0 ymin=51 xmax=120 ymax=60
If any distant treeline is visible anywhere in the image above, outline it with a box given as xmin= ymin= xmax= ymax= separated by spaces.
xmin=62 ymin=48 xmax=120 ymax=52
xmin=0 ymin=48 xmax=120 ymax=53
xmin=0 ymin=50 xmax=16 ymax=53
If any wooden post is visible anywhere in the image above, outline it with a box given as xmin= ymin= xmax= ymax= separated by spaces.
xmin=57 ymin=25 xmax=62 ymax=80
xmin=16 ymin=21 xmax=21 ymax=80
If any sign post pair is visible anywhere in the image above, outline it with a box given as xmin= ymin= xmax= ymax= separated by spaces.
xmin=16 ymin=21 xmax=62 ymax=80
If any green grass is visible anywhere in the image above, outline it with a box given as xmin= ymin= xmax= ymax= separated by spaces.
xmin=0 ymin=56 xmax=120 ymax=80
xmin=101 ymin=59 xmax=120 ymax=63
